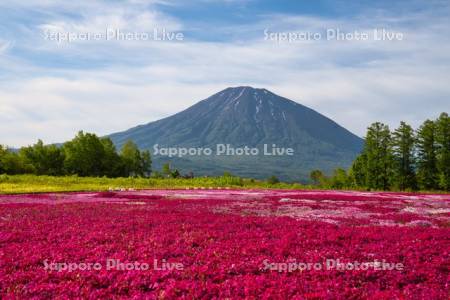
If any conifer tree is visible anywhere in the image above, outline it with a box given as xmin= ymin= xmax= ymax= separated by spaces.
xmin=364 ymin=122 xmax=393 ymax=190
xmin=392 ymin=122 xmax=416 ymax=190
xmin=435 ymin=113 xmax=450 ymax=190
xmin=350 ymin=152 xmax=367 ymax=187
xmin=416 ymin=120 xmax=439 ymax=190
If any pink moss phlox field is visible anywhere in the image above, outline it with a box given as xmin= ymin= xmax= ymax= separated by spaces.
xmin=0 ymin=190 xmax=449 ymax=299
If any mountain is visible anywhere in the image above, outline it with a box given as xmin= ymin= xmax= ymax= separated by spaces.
xmin=109 ymin=86 xmax=363 ymax=181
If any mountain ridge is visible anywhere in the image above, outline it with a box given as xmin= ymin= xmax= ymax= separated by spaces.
xmin=109 ymin=86 xmax=363 ymax=181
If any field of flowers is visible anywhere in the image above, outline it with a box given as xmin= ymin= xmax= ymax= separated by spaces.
xmin=0 ymin=189 xmax=449 ymax=299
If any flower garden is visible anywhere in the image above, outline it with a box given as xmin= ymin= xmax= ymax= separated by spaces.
xmin=0 ymin=190 xmax=449 ymax=298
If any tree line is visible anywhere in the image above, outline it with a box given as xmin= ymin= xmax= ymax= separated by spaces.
xmin=0 ymin=131 xmax=151 ymax=177
xmin=1 ymin=113 xmax=448 ymax=191
xmin=311 ymin=112 xmax=449 ymax=191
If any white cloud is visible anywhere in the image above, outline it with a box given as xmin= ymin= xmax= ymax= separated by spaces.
xmin=0 ymin=2 xmax=449 ymax=146
xmin=0 ymin=40 xmax=12 ymax=54
xmin=0 ymin=76 xmax=224 ymax=146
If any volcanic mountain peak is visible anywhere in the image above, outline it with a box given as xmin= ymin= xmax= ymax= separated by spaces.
xmin=207 ymin=86 xmax=306 ymax=113
xmin=213 ymin=86 xmax=282 ymax=104
xmin=108 ymin=86 xmax=363 ymax=181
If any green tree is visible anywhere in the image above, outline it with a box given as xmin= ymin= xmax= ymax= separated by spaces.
xmin=139 ymin=150 xmax=152 ymax=177
xmin=435 ymin=113 xmax=450 ymax=190
xmin=310 ymin=169 xmax=324 ymax=185
xmin=120 ymin=140 xmax=141 ymax=177
xmin=0 ymin=146 xmax=8 ymax=173
xmin=350 ymin=152 xmax=367 ymax=187
xmin=101 ymin=138 xmax=123 ymax=177
xmin=364 ymin=122 xmax=394 ymax=190
xmin=416 ymin=120 xmax=439 ymax=190
xmin=162 ymin=163 xmax=172 ymax=178
xmin=171 ymin=169 xmax=180 ymax=178
xmin=0 ymin=146 xmax=25 ymax=174
xmin=267 ymin=175 xmax=280 ymax=185
xmin=19 ymin=140 xmax=65 ymax=175
xmin=330 ymin=168 xmax=349 ymax=189
xmin=63 ymin=131 xmax=106 ymax=176
xmin=392 ymin=122 xmax=416 ymax=190
xmin=119 ymin=141 xmax=151 ymax=177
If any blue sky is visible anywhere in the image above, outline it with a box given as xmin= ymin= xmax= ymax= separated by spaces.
xmin=0 ymin=0 xmax=449 ymax=146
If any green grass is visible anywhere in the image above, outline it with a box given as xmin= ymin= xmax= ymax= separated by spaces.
xmin=0 ymin=174 xmax=305 ymax=194
xmin=0 ymin=174 xmax=445 ymax=194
